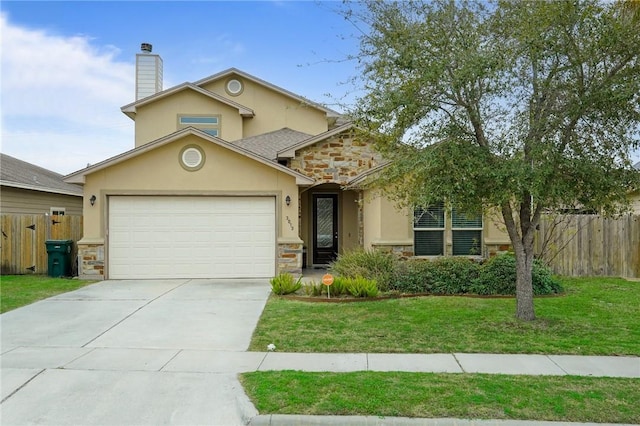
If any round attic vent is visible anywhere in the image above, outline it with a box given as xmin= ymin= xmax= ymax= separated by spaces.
xmin=180 ymin=145 xmax=205 ymax=171
xmin=226 ymin=78 xmax=243 ymax=96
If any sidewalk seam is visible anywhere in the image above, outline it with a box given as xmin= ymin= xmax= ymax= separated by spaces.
xmin=546 ymin=355 xmax=569 ymax=375
xmin=1 ymin=368 xmax=45 ymax=404
xmin=452 ymin=353 xmax=466 ymax=373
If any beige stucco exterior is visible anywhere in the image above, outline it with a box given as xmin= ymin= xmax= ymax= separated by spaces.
xmin=82 ymin=134 xmax=300 ymax=241
xmin=133 ymin=90 xmax=244 ymax=147
xmin=66 ymin=66 xmax=513 ymax=279
xmin=200 ymin=75 xmax=329 ymax=138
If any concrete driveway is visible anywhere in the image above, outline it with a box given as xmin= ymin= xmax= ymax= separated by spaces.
xmin=0 ymin=279 xmax=271 ymax=425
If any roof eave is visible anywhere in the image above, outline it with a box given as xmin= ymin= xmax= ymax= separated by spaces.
xmin=63 ymin=128 xmax=314 ymax=186
xmin=1 ymin=180 xmax=83 ymax=196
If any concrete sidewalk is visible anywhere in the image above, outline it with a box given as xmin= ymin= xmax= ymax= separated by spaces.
xmin=249 ymin=351 xmax=639 ymax=378
xmin=246 ymin=352 xmax=638 ymax=426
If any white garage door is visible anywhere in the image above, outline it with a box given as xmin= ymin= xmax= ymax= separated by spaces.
xmin=108 ymin=196 xmax=275 ymax=279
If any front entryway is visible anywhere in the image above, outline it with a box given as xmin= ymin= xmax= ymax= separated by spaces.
xmin=312 ymin=193 xmax=338 ymax=265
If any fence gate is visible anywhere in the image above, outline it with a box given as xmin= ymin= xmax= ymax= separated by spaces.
xmin=0 ymin=214 xmax=83 ymax=275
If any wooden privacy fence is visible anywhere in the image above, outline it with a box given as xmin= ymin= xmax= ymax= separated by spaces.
xmin=535 ymin=214 xmax=640 ymax=279
xmin=0 ymin=214 xmax=83 ymax=275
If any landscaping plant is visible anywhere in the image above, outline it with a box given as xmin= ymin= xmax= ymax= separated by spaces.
xmin=330 ymin=249 xmax=397 ymax=291
xmin=269 ymin=273 xmax=302 ymax=295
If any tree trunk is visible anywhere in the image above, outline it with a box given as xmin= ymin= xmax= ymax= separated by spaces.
xmin=513 ymin=243 xmax=535 ymax=321
xmin=501 ymin=202 xmax=537 ymax=321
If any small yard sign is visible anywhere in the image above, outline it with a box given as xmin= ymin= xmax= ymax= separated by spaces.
xmin=322 ymin=273 xmax=334 ymax=299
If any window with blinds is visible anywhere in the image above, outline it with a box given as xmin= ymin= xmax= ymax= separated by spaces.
xmin=451 ymin=209 xmax=482 ymax=255
xmin=413 ymin=203 xmax=483 ymax=256
xmin=413 ymin=203 xmax=445 ymax=256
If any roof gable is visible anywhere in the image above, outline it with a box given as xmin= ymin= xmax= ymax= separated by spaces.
xmin=120 ymin=83 xmax=255 ymax=120
xmin=1 ymin=153 xmax=82 ymax=196
xmin=278 ymin=122 xmax=355 ymax=158
xmin=64 ymin=128 xmax=314 ymax=186
xmin=194 ymin=68 xmax=342 ymax=118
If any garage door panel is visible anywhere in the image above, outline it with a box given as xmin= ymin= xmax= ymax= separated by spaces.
xmin=109 ymin=196 xmax=275 ymax=279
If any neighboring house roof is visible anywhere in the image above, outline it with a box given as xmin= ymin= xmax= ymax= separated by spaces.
xmin=120 ymin=83 xmax=255 ymax=120
xmin=634 ymin=161 xmax=640 ymax=170
xmin=0 ymin=153 xmax=83 ymax=197
xmin=278 ymin=122 xmax=355 ymax=158
xmin=63 ymin=128 xmax=315 ymax=186
xmin=194 ymin=68 xmax=343 ymax=119
xmin=232 ymin=128 xmax=313 ymax=160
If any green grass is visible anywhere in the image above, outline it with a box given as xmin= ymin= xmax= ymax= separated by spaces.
xmin=0 ymin=275 xmax=97 ymax=313
xmin=240 ymin=371 xmax=640 ymax=424
xmin=249 ymin=277 xmax=640 ymax=355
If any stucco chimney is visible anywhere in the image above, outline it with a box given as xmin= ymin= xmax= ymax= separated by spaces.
xmin=135 ymin=43 xmax=163 ymax=100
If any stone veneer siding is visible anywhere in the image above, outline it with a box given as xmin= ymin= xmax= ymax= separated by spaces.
xmin=78 ymin=243 xmax=104 ymax=280
xmin=278 ymin=242 xmax=303 ymax=275
xmin=79 ymin=242 xmax=300 ymax=279
xmin=371 ymin=244 xmax=415 ymax=260
xmin=290 ymin=132 xmax=382 ymax=184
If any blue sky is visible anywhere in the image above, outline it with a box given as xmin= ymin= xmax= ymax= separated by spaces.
xmin=2 ymin=1 xmax=638 ymax=175
xmin=1 ymin=1 xmax=361 ymax=174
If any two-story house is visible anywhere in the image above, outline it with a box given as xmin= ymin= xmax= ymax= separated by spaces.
xmin=65 ymin=45 xmax=510 ymax=280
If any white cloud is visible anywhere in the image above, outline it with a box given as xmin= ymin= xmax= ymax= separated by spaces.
xmin=0 ymin=13 xmax=135 ymax=174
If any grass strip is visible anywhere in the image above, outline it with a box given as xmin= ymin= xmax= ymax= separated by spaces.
xmin=0 ymin=275 xmax=97 ymax=313
xmin=240 ymin=371 xmax=640 ymax=424
xmin=249 ymin=277 xmax=640 ymax=355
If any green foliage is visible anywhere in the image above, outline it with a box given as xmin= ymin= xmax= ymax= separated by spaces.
xmin=343 ymin=276 xmax=379 ymax=298
xmin=302 ymin=281 xmax=324 ymax=297
xmin=392 ymin=258 xmax=480 ymax=295
xmin=390 ymin=255 xmax=560 ymax=296
xmin=346 ymin=0 xmax=640 ymax=319
xmin=270 ymin=273 xmax=302 ymax=295
xmin=471 ymin=254 xmax=563 ymax=296
xmin=330 ymin=249 xmax=397 ymax=292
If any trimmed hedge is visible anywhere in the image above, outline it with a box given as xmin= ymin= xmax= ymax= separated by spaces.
xmin=331 ymin=250 xmax=563 ymax=296
xmin=471 ymin=253 xmax=564 ymax=296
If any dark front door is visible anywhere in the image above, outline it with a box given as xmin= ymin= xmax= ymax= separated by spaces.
xmin=313 ymin=194 xmax=338 ymax=265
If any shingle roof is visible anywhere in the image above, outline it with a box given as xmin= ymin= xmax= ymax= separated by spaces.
xmin=231 ymin=128 xmax=313 ymax=160
xmin=0 ymin=153 xmax=83 ymax=196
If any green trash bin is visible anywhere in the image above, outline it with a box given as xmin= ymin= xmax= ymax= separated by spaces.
xmin=45 ymin=239 xmax=73 ymax=277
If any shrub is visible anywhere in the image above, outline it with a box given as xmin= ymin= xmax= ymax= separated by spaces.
xmin=428 ymin=257 xmax=480 ymax=294
xmin=343 ymin=276 xmax=379 ymax=298
xmin=391 ymin=258 xmax=480 ymax=294
xmin=302 ymin=281 xmax=324 ymax=296
xmin=471 ymin=254 xmax=563 ymax=295
xmin=391 ymin=259 xmax=435 ymax=294
xmin=270 ymin=273 xmax=302 ymax=295
xmin=330 ymin=249 xmax=397 ymax=291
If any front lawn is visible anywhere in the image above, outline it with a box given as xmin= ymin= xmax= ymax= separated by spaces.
xmin=249 ymin=277 xmax=640 ymax=355
xmin=240 ymin=371 xmax=640 ymax=424
xmin=0 ymin=275 xmax=97 ymax=313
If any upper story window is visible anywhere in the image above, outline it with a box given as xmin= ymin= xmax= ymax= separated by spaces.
xmin=178 ymin=115 xmax=220 ymax=137
xmin=414 ymin=203 xmax=482 ymax=256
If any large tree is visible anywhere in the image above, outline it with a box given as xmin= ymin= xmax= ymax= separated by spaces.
xmin=347 ymin=0 xmax=640 ymax=320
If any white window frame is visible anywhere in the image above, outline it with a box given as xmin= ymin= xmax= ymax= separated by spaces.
xmin=413 ymin=203 xmax=445 ymax=256
xmin=451 ymin=209 xmax=483 ymax=256
xmin=413 ymin=204 xmax=483 ymax=257
xmin=178 ymin=114 xmax=220 ymax=137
